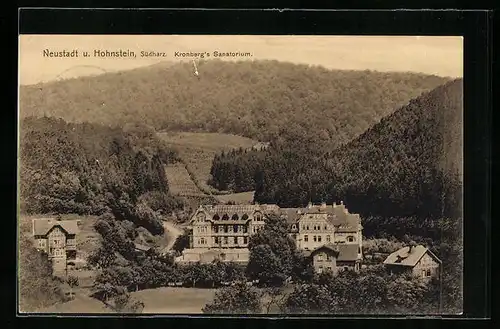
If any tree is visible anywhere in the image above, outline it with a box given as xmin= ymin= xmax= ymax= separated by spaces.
xmin=247 ymin=214 xmax=296 ymax=286
xmin=172 ymin=229 xmax=191 ymax=253
xmin=113 ymin=290 xmax=145 ymax=313
xmin=18 ymin=235 xmax=67 ymax=311
xmin=202 ymin=282 xmax=262 ymax=314
xmin=282 ymin=284 xmax=334 ymax=314
xmin=66 ymin=275 xmax=79 ymax=300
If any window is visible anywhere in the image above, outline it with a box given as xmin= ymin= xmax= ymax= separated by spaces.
xmin=317 ymin=254 xmax=323 ymax=261
xmin=213 ymin=214 xmax=220 ymax=221
xmin=324 ymin=225 xmax=327 ymax=230
xmin=292 ymin=224 xmax=296 ymax=230
xmin=313 ymin=236 xmax=317 ymax=242
xmin=228 ymin=226 xmax=233 ymax=233
xmin=233 ymin=225 xmax=238 ymax=233
xmin=242 ymin=214 xmax=249 ymax=221
xmin=215 ymin=237 xmax=219 ymax=244
xmin=326 ymin=235 xmax=331 ymax=242
xmin=232 ymin=214 xmax=239 ymax=221
xmin=243 ymin=226 xmax=248 ymax=233
xmin=243 ymin=237 xmax=248 ymax=244
xmin=304 ymin=235 xmax=309 ymax=242
xmin=222 ymin=214 xmax=229 ymax=221
xmin=306 ymin=225 xmax=309 ymax=230
xmin=224 ymin=237 xmax=228 ymax=244
xmin=234 ymin=237 xmax=238 ymax=244
xmin=347 ymin=236 xmax=355 ymax=242
xmin=224 ymin=226 xmax=229 ymax=233
xmin=344 ymin=266 xmax=349 ymax=271
xmin=426 ymin=269 xmax=431 ymax=277
xmin=318 ymin=236 xmax=322 ymax=242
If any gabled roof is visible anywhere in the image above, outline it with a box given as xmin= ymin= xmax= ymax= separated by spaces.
xmin=336 ymin=244 xmax=360 ymax=262
xmin=310 ymin=243 xmax=340 ymax=255
xmin=281 ymin=204 xmax=361 ymax=231
xmin=310 ymin=243 xmax=359 ymax=262
xmin=32 ymin=218 xmax=79 ymax=236
xmin=383 ymin=245 xmax=442 ymax=267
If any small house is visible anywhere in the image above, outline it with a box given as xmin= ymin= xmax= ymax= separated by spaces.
xmin=309 ymin=243 xmax=361 ymax=274
xmin=32 ymin=218 xmax=79 ymax=274
xmin=383 ymin=245 xmax=441 ymax=280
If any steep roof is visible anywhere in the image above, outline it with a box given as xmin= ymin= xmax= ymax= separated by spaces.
xmin=281 ymin=203 xmax=361 ymax=230
xmin=32 ymin=218 xmax=79 ymax=236
xmin=310 ymin=243 xmax=359 ymax=262
xmin=310 ymin=243 xmax=340 ymax=255
xmin=383 ymin=245 xmax=441 ymax=267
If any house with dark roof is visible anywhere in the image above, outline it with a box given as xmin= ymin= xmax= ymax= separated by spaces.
xmin=32 ymin=218 xmax=79 ymax=274
xmin=383 ymin=245 xmax=442 ymax=280
xmin=308 ymin=243 xmax=361 ymax=274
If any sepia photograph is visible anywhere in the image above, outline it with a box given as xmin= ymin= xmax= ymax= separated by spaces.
xmin=18 ymin=34 xmax=463 ymax=315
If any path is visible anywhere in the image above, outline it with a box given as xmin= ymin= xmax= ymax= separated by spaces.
xmin=161 ymin=220 xmax=184 ymax=255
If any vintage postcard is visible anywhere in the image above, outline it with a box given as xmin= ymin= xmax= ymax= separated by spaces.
xmin=18 ymin=35 xmax=463 ymax=315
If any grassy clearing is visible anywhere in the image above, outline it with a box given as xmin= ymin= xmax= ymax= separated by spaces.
xmin=38 ymin=293 xmax=110 ymax=314
xmin=215 ymin=191 xmax=255 ymax=204
xmin=158 ymin=132 xmax=258 ymax=193
xmin=164 ymin=163 xmax=206 ymax=197
xmin=132 ymin=287 xmax=217 ymax=314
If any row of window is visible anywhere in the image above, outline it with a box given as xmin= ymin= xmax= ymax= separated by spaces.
xmin=304 ymin=235 xmax=331 ymax=243
xmin=209 ymin=213 xmax=263 ymax=221
xmin=213 ymin=236 xmax=249 ymax=245
xmin=212 ymin=225 xmax=249 ymax=234
xmin=303 ymin=235 xmax=356 ymax=242
xmin=297 ymin=224 xmax=329 ymax=231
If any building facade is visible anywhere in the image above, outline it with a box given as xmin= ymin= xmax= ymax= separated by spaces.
xmin=177 ymin=202 xmax=363 ymax=270
xmin=383 ymin=245 xmax=442 ymax=280
xmin=32 ymin=218 xmax=79 ymax=274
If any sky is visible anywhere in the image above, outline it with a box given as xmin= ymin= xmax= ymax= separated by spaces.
xmin=19 ymin=35 xmax=463 ymax=85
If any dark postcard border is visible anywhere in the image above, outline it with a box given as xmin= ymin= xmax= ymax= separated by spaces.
xmin=13 ymin=8 xmax=491 ymax=324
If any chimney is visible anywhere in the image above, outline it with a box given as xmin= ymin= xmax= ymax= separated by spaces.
xmin=320 ymin=202 xmax=327 ymax=209
xmin=307 ymin=202 xmax=312 ymax=209
xmin=340 ymin=201 xmax=344 ymax=206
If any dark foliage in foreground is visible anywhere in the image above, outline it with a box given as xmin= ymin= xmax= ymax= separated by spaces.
xmin=19 ymin=117 xmax=183 ymax=234
xmin=18 ymin=234 xmax=68 ymax=312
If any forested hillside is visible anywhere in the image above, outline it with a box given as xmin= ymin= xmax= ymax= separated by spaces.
xmin=19 ymin=117 xmax=182 ymax=234
xmin=209 ymin=79 xmax=463 ymax=313
xmin=20 ymin=60 xmax=449 ymax=150
xmin=211 ymin=78 xmax=463 ymax=222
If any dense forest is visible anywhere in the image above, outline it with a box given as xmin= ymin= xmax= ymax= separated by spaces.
xmin=19 ymin=117 xmax=182 ymax=234
xmin=210 ymin=78 xmax=463 ymax=221
xmin=20 ymin=60 xmax=449 ymax=150
xmin=209 ymin=78 xmax=463 ymax=313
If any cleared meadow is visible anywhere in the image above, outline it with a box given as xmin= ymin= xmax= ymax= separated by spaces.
xmin=158 ymin=132 xmax=258 ymax=195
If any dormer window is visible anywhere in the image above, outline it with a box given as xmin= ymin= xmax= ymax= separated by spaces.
xmin=222 ymin=214 xmax=229 ymax=221
xmin=232 ymin=214 xmax=239 ymax=221
xmin=347 ymin=236 xmax=355 ymax=242
xmin=292 ymin=224 xmax=296 ymax=230
xmin=213 ymin=214 xmax=220 ymax=221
